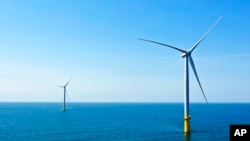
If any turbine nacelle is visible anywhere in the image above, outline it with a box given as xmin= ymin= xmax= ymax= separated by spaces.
xmin=181 ymin=51 xmax=188 ymax=58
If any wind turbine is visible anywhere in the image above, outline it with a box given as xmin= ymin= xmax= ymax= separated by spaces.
xmin=57 ymin=78 xmax=71 ymax=111
xmin=138 ymin=17 xmax=222 ymax=133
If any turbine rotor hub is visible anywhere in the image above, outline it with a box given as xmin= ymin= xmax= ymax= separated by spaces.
xmin=181 ymin=51 xmax=188 ymax=58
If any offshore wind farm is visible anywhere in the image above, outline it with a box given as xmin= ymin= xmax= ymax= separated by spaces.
xmin=0 ymin=1 xmax=250 ymax=141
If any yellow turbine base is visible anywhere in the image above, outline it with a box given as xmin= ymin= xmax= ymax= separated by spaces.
xmin=184 ymin=114 xmax=191 ymax=133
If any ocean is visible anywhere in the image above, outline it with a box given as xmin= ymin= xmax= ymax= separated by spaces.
xmin=0 ymin=103 xmax=249 ymax=141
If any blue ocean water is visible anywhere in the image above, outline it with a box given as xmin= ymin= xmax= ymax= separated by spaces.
xmin=0 ymin=103 xmax=249 ymax=141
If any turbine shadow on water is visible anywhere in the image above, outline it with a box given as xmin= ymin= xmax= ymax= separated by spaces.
xmin=184 ymin=132 xmax=191 ymax=141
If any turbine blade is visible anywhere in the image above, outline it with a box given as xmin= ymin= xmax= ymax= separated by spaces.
xmin=56 ymin=85 xmax=64 ymax=88
xmin=189 ymin=16 xmax=223 ymax=53
xmin=65 ymin=89 xmax=70 ymax=101
xmin=138 ymin=38 xmax=186 ymax=53
xmin=188 ymin=55 xmax=208 ymax=104
xmin=65 ymin=77 xmax=72 ymax=87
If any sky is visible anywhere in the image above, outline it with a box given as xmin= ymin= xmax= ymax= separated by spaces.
xmin=0 ymin=0 xmax=250 ymax=102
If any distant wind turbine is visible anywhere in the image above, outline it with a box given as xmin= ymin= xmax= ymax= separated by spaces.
xmin=138 ymin=16 xmax=222 ymax=133
xmin=57 ymin=78 xmax=72 ymax=111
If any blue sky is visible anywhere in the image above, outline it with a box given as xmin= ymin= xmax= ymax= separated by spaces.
xmin=0 ymin=0 xmax=249 ymax=102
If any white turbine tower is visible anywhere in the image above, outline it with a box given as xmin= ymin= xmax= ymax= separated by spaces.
xmin=57 ymin=78 xmax=71 ymax=111
xmin=138 ymin=17 xmax=222 ymax=133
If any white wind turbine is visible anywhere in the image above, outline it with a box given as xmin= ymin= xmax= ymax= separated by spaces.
xmin=57 ymin=78 xmax=71 ymax=111
xmin=138 ymin=17 xmax=222 ymax=133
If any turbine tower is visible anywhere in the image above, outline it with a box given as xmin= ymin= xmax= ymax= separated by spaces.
xmin=138 ymin=17 xmax=222 ymax=133
xmin=57 ymin=78 xmax=71 ymax=111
